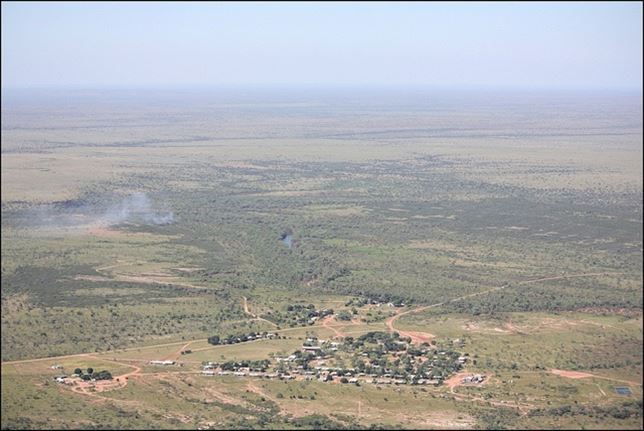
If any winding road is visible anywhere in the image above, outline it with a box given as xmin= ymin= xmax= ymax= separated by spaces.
xmin=385 ymin=271 xmax=627 ymax=343
xmin=2 ymin=270 xmax=635 ymax=407
xmin=242 ymin=296 xmax=279 ymax=327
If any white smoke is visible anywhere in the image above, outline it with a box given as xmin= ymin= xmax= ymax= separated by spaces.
xmin=22 ymin=192 xmax=174 ymax=229
xmin=102 ymin=192 xmax=174 ymax=226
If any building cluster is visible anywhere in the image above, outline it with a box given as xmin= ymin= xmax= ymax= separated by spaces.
xmin=198 ymin=332 xmax=471 ymax=387
xmin=207 ymin=331 xmax=278 ymax=346
xmin=460 ymin=374 xmax=486 ymax=384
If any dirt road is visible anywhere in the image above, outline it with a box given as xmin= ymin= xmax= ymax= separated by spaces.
xmin=385 ymin=285 xmax=505 ymax=343
xmin=242 ymin=296 xmax=278 ymax=327
xmin=69 ymin=356 xmax=142 ymax=395
xmin=551 ymin=368 xmax=642 ymax=386
xmin=3 ymin=272 xmax=628 ymax=376
xmin=386 ymin=271 xmax=626 ymax=342
xmin=167 ymin=341 xmax=193 ymax=361
xmin=321 ymin=315 xmax=345 ymax=338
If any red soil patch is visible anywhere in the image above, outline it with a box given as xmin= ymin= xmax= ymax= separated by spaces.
xmin=86 ymin=225 xmax=125 ymax=237
xmin=551 ymin=369 xmax=594 ymax=379
xmin=397 ymin=330 xmax=435 ymax=344
xmin=444 ymin=372 xmax=471 ymax=390
xmin=321 ymin=315 xmax=345 ymax=338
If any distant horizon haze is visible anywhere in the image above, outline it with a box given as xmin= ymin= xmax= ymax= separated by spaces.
xmin=2 ymin=2 xmax=642 ymax=91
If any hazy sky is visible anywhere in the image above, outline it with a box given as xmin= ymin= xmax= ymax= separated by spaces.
xmin=2 ymin=1 xmax=642 ymax=90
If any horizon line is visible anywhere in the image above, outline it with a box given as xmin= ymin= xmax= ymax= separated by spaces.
xmin=2 ymin=84 xmax=643 ymax=93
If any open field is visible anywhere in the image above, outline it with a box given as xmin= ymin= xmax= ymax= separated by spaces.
xmin=2 ymin=89 xmax=642 ymax=429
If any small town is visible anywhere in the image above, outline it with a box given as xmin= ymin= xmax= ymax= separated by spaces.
xmin=193 ymin=331 xmax=481 ymax=387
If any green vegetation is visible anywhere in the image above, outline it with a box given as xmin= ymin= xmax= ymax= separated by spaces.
xmin=262 ymin=304 xmax=333 ymax=327
xmin=1 ymin=90 xmax=641 ymax=429
xmin=208 ymin=331 xmax=276 ymax=346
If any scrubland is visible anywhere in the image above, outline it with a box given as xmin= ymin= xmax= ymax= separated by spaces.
xmin=1 ymin=89 xmax=642 ymax=429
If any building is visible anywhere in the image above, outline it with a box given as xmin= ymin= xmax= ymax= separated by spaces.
xmin=461 ymin=374 xmax=485 ymax=384
xmin=150 ymin=360 xmax=175 ymax=366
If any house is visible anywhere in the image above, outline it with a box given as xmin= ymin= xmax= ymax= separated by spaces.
xmin=302 ymin=346 xmax=322 ymax=352
xmin=348 ymin=378 xmax=358 ymax=384
xmin=318 ymin=372 xmax=331 ymax=382
xmin=150 ymin=360 xmax=175 ymax=366
xmin=202 ymin=370 xmax=216 ymax=376
xmin=461 ymin=374 xmax=485 ymax=384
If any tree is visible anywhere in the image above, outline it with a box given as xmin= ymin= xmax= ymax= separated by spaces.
xmin=87 ymin=367 xmax=94 ymax=375
xmin=93 ymin=370 xmax=112 ymax=380
xmin=208 ymin=335 xmax=220 ymax=345
xmin=340 ymin=377 xmax=349 ymax=384
xmin=74 ymin=368 xmax=82 ymax=375
xmin=336 ymin=311 xmax=352 ymax=321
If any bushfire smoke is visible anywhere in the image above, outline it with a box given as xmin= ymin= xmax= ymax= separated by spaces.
xmin=18 ymin=192 xmax=174 ymax=229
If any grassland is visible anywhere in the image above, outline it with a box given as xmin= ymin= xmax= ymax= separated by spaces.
xmin=1 ymin=88 xmax=642 ymax=429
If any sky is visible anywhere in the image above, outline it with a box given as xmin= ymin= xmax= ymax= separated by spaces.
xmin=1 ymin=1 xmax=642 ymax=90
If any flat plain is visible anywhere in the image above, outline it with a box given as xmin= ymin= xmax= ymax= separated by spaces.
xmin=1 ymin=88 xmax=642 ymax=429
